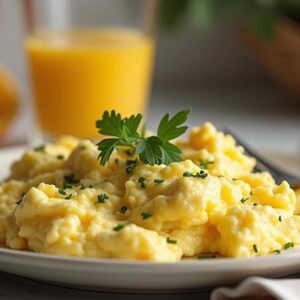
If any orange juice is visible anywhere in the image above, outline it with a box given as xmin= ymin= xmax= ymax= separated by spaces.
xmin=26 ymin=29 xmax=154 ymax=138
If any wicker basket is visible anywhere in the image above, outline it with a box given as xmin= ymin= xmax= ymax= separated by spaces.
xmin=240 ymin=19 xmax=300 ymax=99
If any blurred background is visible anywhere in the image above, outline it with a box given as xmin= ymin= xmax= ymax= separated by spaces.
xmin=1 ymin=0 xmax=300 ymax=156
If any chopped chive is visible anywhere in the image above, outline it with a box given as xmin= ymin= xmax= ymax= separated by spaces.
xmin=64 ymin=174 xmax=78 ymax=184
xmin=79 ymin=183 xmax=87 ymax=190
xmin=64 ymin=183 xmax=73 ymax=189
xmin=113 ymin=224 xmax=125 ymax=232
xmin=183 ymin=170 xmax=208 ymax=179
xmin=34 ymin=145 xmax=46 ymax=153
xmin=154 ymin=179 xmax=164 ymax=185
xmin=283 ymin=242 xmax=294 ymax=250
xmin=138 ymin=176 xmax=146 ymax=188
xmin=65 ymin=194 xmax=72 ymax=200
xmin=232 ymin=178 xmax=238 ymax=181
xmin=218 ymin=175 xmax=225 ymax=178
xmin=57 ymin=154 xmax=64 ymax=160
xmin=253 ymin=203 xmax=258 ymax=206
xmin=141 ymin=211 xmax=152 ymax=220
xmin=167 ymin=237 xmax=177 ymax=244
xmin=197 ymin=255 xmax=216 ymax=259
xmin=272 ymin=249 xmax=281 ymax=254
xmin=240 ymin=197 xmax=249 ymax=204
xmin=253 ymin=244 xmax=258 ymax=253
xmin=250 ymin=190 xmax=253 ymax=196
xmin=120 ymin=206 xmax=128 ymax=214
xmin=58 ymin=189 xmax=66 ymax=195
xmin=125 ymin=159 xmax=137 ymax=175
xmin=97 ymin=194 xmax=109 ymax=203
xmin=279 ymin=216 xmax=282 ymax=222
xmin=199 ymin=159 xmax=214 ymax=170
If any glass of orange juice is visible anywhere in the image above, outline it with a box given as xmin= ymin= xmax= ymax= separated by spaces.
xmin=23 ymin=0 xmax=156 ymax=140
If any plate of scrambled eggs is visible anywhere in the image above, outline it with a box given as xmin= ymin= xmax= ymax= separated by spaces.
xmin=1 ymin=110 xmax=300 ymax=292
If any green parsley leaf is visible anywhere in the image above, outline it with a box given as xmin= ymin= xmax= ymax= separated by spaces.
xmin=96 ymin=110 xmax=191 ymax=166
xmin=34 ymin=145 xmax=46 ymax=153
xmin=157 ymin=109 xmax=190 ymax=142
xmin=141 ymin=211 xmax=152 ymax=220
xmin=253 ymin=244 xmax=258 ymax=253
xmin=65 ymin=194 xmax=72 ymax=200
xmin=138 ymin=177 xmax=147 ymax=188
xmin=57 ymin=154 xmax=64 ymax=160
xmin=253 ymin=203 xmax=258 ymax=207
xmin=279 ymin=216 xmax=282 ymax=222
xmin=97 ymin=138 xmax=122 ymax=166
xmin=272 ymin=249 xmax=281 ymax=254
xmin=167 ymin=237 xmax=177 ymax=244
xmin=199 ymin=159 xmax=214 ymax=169
xmin=283 ymin=242 xmax=294 ymax=250
xmin=97 ymin=194 xmax=109 ymax=203
xmin=113 ymin=224 xmax=125 ymax=232
xmin=154 ymin=179 xmax=164 ymax=185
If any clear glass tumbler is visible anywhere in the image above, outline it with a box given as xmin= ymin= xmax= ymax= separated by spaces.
xmin=23 ymin=0 xmax=156 ymax=140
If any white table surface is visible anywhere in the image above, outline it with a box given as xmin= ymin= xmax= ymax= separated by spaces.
xmin=1 ymin=85 xmax=300 ymax=299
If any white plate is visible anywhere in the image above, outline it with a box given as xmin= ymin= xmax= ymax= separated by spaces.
xmin=0 ymin=146 xmax=300 ymax=293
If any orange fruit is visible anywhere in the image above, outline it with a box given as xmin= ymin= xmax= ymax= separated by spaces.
xmin=0 ymin=64 xmax=18 ymax=138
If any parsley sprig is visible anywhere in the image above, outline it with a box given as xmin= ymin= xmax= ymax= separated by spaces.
xmin=96 ymin=110 xmax=191 ymax=166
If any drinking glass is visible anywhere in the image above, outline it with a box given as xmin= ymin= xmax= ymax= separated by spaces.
xmin=23 ymin=0 xmax=156 ymax=140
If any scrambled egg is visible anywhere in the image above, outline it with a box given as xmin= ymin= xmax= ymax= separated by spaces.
xmin=1 ymin=123 xmax=300 ymax=261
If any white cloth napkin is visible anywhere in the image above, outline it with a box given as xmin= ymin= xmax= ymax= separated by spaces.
xmin=211 ymin=277 xmax=300 ymax=300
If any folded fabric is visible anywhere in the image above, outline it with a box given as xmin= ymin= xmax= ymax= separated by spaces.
xmin=211 ymin=277 xmax=300 ymax=300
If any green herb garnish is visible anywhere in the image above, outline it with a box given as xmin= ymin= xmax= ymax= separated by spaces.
xmin=183 ymin=170 xmax=208 ymax=179
xmin=97 ymin=193 xmax=109 ymax=203
xmin=125 ymin=159 xmax=137 ymax=175
xmin=57 ymin=154 xmax=64 ymax=160
xmin=79 ymin=183 xmax=87 ymax=190
xmin=279 ymin=216 xmax=282 ymax=222
xmin=141 ymin=211 xmax=152 ymax=220
xmin=34 ymin=145 xmax=46 ymax=153
xmin=154 ymin=179 xmax=164 ymax=185
xmin=253 ymin=203 xmax=258 ymax=207
xmin=167 ymin=237 xmax=177 ymax=244
xmin=240 ymin=197 xmax=249 ymax=203
xmin=114 ymin=158 xmax=119 ymax=164
xmin=253 ymin=244 xmax=258 ymax=253
xmin=65 ymin=194 xmax=72 ymax=200
xmin=96 ymin=110 xmax=190 ymax=166
xmin=58 ymin=189 xmax=66 ymax=195
xmin=138 ymin=176 xmax=146 ymax=188
xmin=272 ymin=249 xmax=281 ymax=254
xmin=283 ymin=242 xmax=294 ymax=250
xmin=113 ymin=224 xmax=125 ymax=232
xmin=64 ymin=183 xmax=73 ymax=189
xmin=199 ymin=159 xmax=214 ymax=169
xmin=64 ymin=174 xmax=78 ymax=184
